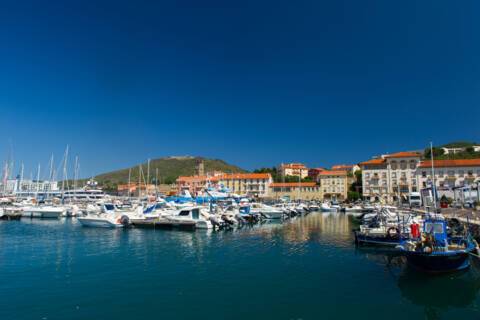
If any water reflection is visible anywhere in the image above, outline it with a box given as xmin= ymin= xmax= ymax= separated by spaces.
xmin=241 ymin=212 xmax=354 ymax=246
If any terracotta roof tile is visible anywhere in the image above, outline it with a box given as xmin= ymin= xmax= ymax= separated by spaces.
xmin=359 ymin=158 xmax=386 ymax=166
xmin=418 ymin=159 xmax=480 ymax=168
xmin=384 ymin=151 xmax=421 ymax=158
xmin=270 ymin=182 xmax=317 ymax=188
xmin=318 ymin=170 xmax=348 ymax=176
xmin=218 ymin=173 xmax=272 ymax=180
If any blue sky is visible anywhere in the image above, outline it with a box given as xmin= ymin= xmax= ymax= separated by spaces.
xmin=0 ymin=0 xmax=479 ymax=178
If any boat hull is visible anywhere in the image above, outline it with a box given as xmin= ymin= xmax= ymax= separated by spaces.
xmin=354 ymin=232 xmax=405 ymax=247
xmin=77 ymin=218 xmax=123 ymax=228
xmin=404 ymin=251 xmax=470 ymax=273
xmin=22 ymin=210 xmax=63 ymax=219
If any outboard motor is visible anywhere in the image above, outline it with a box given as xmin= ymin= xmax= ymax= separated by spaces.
xmin=222 ymin=215 xmax=236 ymax=226
xmin=209 ymin=216 xmax=221 ymax=228
xmin=235 ymin=213 xmax=246 ymax=224
xmin=120 ymin=215 xmax=130 ymax=227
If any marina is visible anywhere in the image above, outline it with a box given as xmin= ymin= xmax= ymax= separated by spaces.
xmin=1 ymin=211 xmax=480 ymax=319
xmin=1 ymin=1 xmax=480 ymax=319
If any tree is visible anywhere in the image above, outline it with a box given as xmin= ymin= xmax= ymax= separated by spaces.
xmin=348 ymin=191 xmax=361 ymax=201
xmin=350 ymin=170 xmax=362 ymax=194
xmin=424 ymin=147 xmax=445 ymax=159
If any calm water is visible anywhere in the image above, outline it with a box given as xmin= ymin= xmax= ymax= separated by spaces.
xmin=1 ymin=214 xmax=480 ymax=320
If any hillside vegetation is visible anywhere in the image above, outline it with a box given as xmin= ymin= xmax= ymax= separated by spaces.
xmin=424 ymin=141 xmax=480 ymax=160
xmin=79 ymin=156 xmax=246 ymax=191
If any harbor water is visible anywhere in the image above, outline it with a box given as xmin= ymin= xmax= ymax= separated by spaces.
xmin=1 ymin=214 xmax=480 ymax=320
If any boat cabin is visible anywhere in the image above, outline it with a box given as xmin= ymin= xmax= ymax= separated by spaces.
xmin=178 ymin=207 xmax=200 ymax=220
xmin=423 ymin=218 xmax=447 ymax=247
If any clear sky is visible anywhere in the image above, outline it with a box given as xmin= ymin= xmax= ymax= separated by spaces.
xmin=1 ymin=0 xmax=479 ymax=179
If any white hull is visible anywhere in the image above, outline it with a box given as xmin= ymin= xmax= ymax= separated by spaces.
xmin=261 ymin=211 xmax=284 ymax=219
xmin=77 ymin=217 xmax=123 ymax=228
xmin=22 ymin=207 xmax=65 ymax=219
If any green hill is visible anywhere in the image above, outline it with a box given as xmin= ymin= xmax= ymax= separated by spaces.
xmin=86 ymin=156 xmax=246 ymax=190
xmin=424 ymin=141 xmax=480 ymax=160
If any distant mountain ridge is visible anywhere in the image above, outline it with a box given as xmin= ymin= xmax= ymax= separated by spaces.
xmin=91 ymin=156 xmax=246 ymax=187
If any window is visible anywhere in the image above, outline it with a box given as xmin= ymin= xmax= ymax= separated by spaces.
xmin=438 ymin=171 xmax=444 ymax=177
xmin=422 ymin=171 xmax=427 ymax=178
xmin=410 ymin=161 xmax=416 ymax=170
xmin=459 ymin=170 xmax=464 ymax=176
xmin=400 ymin=161 xmax=407 ymax=170
xmin=392 ymin=172 xmax=396 ymax=178
xmin=391 ymin=161 xmax=397 ymax=170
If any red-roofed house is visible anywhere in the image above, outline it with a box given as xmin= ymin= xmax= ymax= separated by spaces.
xmin=278 ymin=163 xmax=309 ymax=179
xmin=318 ymin=170 xmax=353 ymax=200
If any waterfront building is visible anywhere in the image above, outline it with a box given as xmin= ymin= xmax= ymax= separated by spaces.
xmin=360 ymin=151 xmax=422 ymax=203
xmin=269 ymin=182 xmax=322 ymax=200
xmin=317 ymin=170 xmax=352 ymax=200
xmin=1 ymin=178 xmax=59 ymax=196
xmin=176 ymin=173 xmax=273 ymax=197
xmin=217 ymin=173 xmax=272 ymax=197
xmin=278 ymin=163 xmax=309 ymax=179
xmin=416 ymin=159 xmax=480 ymax=189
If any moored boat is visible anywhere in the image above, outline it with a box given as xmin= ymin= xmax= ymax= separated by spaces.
xmin=397 ymin=216 xmax=476 ymax=273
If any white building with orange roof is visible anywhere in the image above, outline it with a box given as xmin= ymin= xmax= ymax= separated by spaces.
xmin=416 ymin=159 xmax=480 ymax=190
xmin=278 ymin=163 xmax=309 ymax=179
xmin=217 ymin=173 xmax=273 ymax=197
xmin=269 ymin=182 xmax=322 ymax=200
xmin=360 ymin=151 xmax=422 ymax=203
xmin=317 ymin=170 xmax=352 ymax=200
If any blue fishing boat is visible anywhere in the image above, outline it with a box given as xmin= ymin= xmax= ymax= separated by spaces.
xmin=397 ymin=216 xmax=477 ymax=273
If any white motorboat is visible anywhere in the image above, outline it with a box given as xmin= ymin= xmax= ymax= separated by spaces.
xmin=250 ymin=203 xmax=284 ymax=219
xmin=21 ymin=205 xmax=66 ymax=219
xmin=321 ymin=202 xmax=337 ymax=212
xmin=77 ymin=203 xmax=132 ymax=228
xmin=344 ymin=205 xmax=364 ymax=217
xmin=77 ymin=213 xmax=129 ymax=228
xmin=165 ymin=206 xmax=213 ymax=229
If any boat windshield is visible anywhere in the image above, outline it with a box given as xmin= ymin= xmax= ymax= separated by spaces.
xmin=179 ymin=210 xmax=190 ymax=216
xmin=424 ymin=222 xmax=444 ymax=234
xmin=104 ymin=204 xmax=115 ymax=211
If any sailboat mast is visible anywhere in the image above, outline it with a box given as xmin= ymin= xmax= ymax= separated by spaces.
xmin=19 ymin=162 xmax=24 ymax=196
xmin=430 ymin=142 xmax=437 ymax=210
xmin=73 ymin=156 xmax=79 ymax=199
xmin=127 ymin=168 xmax=131 ymax=200
xmin=138 ymin=165 xmax=141 ymax=199
xmin=49 ymin=154 xmax=54 ymax=181
xmin=36 ymin=163 xmax=41 ymax=199
xmin=61 ymin=145 xmax=69 ymax=192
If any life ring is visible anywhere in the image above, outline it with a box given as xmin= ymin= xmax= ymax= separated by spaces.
xmin=386 ymin=227 xmax=400 ymax=239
